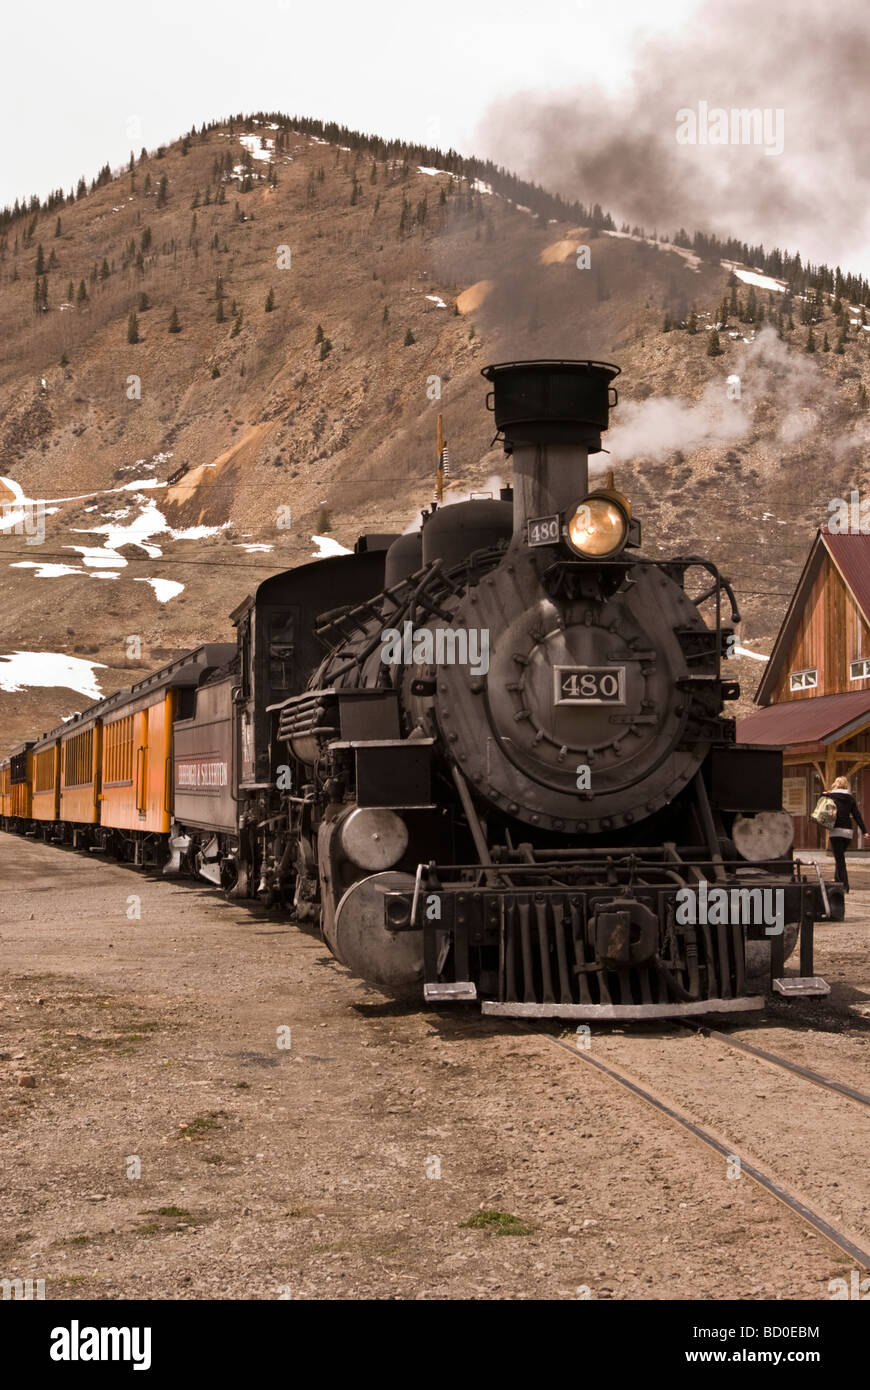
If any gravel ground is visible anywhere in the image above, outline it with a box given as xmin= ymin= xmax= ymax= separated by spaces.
xmin=1 ymin=832 xmax=867 ymax=1300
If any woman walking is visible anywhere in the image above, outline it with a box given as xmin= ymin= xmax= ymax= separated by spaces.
xmin=826 ymin=775 xmax=867 ymax=892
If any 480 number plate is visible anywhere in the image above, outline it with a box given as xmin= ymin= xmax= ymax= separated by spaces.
xmin=553 ymin=665 xmax=626 ymax=705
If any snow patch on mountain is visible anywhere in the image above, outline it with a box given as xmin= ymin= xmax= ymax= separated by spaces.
xmin=0 ymin=651 xmax=105 ymax=699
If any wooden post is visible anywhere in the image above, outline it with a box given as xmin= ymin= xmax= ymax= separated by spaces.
xmin=435 ymin=415 xmax=444 ymax=503
xmin=824 ymin=746 xmax=838 ymax=789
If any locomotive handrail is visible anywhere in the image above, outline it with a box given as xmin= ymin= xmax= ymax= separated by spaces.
xmin=664 ymin=556 xmax=741 ymax=624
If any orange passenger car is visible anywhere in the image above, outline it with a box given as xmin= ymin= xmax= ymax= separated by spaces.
xmin=31 ymin=735 xmax=61 ymax=824
xmin=59 ymin=714 xmax=102 ymax=826
xmin=100 ymin=690 xmax=174 ymax=837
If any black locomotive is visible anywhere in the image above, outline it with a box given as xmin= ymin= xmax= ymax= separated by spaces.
xmin=3 ymin=360 xmax=834 ymax=1018
xmin=175 ymin=358 xmax=833 ymax=1017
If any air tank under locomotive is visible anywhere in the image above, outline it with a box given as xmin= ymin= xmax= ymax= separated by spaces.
xmin=273 ymin=359 xmax=832 ymax=1018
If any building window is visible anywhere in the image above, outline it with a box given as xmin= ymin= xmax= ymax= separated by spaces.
xmin=849 ymin=658 xmax=870 ymax=681
xmin=789 ymin=668 xmax=818 ymax=691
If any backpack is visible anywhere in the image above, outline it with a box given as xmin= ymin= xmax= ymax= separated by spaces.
xmin=810 ymin=795 xmax=838 ymax=829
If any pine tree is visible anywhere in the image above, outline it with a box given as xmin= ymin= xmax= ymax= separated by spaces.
xmin=835 ymin=328 xmax=846 ymax=354
xmin=60 ymin=352 xmax=69 ymax=367
xmin=140 ymin=226 xmax=152 ymax=252
xmin=216 ymin=297 xmax=226 ymax=323
xmin=805 ymin=326 xmax=816 ymax=352
xmin=35 ymin=243 xmax=45 ymax=275
xmin=230 ymin=311 xmax=243 ymax=338
xmin=319 ymin=337 xmax=332 ymax=360
xmin=156 ymin=175 xmax=168 ymax=207
xmin=100 ymin=258 xmax=110 ymax=280
xmin=76 ymin=278 xmax=88 ymax=305
xmin=168 ymin=306 xmax=181 ymax=333
xmin=823 ymin=331 xmax=830 ymax=351
xmin=859 ymin=383 xmax=868 ymax=410
xmin=127 ymin=310 xmax=140 ymax=344
xmin=264 ymin=287 xmax=275 ymax=312
xmin=686 ymin=311 xmax=697 ymax=334
xmin=404 ymin=328 xmax=416 ymax=346
xmin=314 ymin=323 xmax=324 ymax=344
xmin=144 ymin=173 xmax=151 ymax=195
xmin=382 ymin=305 xmax=389 ymax=324
xmin=54 ymin=217 xmax=61 ymax=237
xmin=706 ymin=329 xmax=723 ymax=356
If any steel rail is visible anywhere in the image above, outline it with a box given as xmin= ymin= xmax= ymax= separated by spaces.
xmin=678 ymin=1021 xmax=870 ymax=1110
xmin=526 ymin=1026 xmax=870 ymax=1270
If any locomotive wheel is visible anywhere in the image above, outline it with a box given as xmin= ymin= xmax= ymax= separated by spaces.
xmin=329 ymin=871 xmax=423 ymax=996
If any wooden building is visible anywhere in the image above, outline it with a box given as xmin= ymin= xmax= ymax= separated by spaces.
xmin=736 ymin=529 xmax=870 ymax=848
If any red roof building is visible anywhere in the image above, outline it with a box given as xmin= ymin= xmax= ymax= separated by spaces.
xmin=736 ymin=529 xmax=870 ymax=847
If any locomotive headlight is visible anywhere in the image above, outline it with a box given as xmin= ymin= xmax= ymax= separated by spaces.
xmin=567 ymin=496 xmax=629 ymax=558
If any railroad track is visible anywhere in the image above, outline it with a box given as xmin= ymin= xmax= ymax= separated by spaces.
xmin=520 ymin=1023 xmax=870 ymax=1271
xmin=678 ymin=1020 xmax=870 ymax=1110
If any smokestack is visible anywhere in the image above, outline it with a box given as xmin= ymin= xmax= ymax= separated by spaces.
xmin=481 ymin=359 xmax=620 ymax=541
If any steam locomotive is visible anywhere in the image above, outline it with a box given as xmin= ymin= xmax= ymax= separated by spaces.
xmin=1 ymin=360 xmax=834 ymax=1018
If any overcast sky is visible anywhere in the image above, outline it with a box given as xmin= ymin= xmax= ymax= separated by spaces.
xmin=4 ymin=0 xmax=867 ymax=275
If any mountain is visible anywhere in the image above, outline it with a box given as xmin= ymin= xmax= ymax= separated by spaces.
xmin=2 ymin=114 xmax=870 ymax=749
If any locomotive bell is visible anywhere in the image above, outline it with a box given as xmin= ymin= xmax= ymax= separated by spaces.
xmin=481 ymin=359 xmax=621 ymax=543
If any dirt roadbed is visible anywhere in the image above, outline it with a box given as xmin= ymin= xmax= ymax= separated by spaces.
xmin=1 ymin=832 xmax=867 ymax=1300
